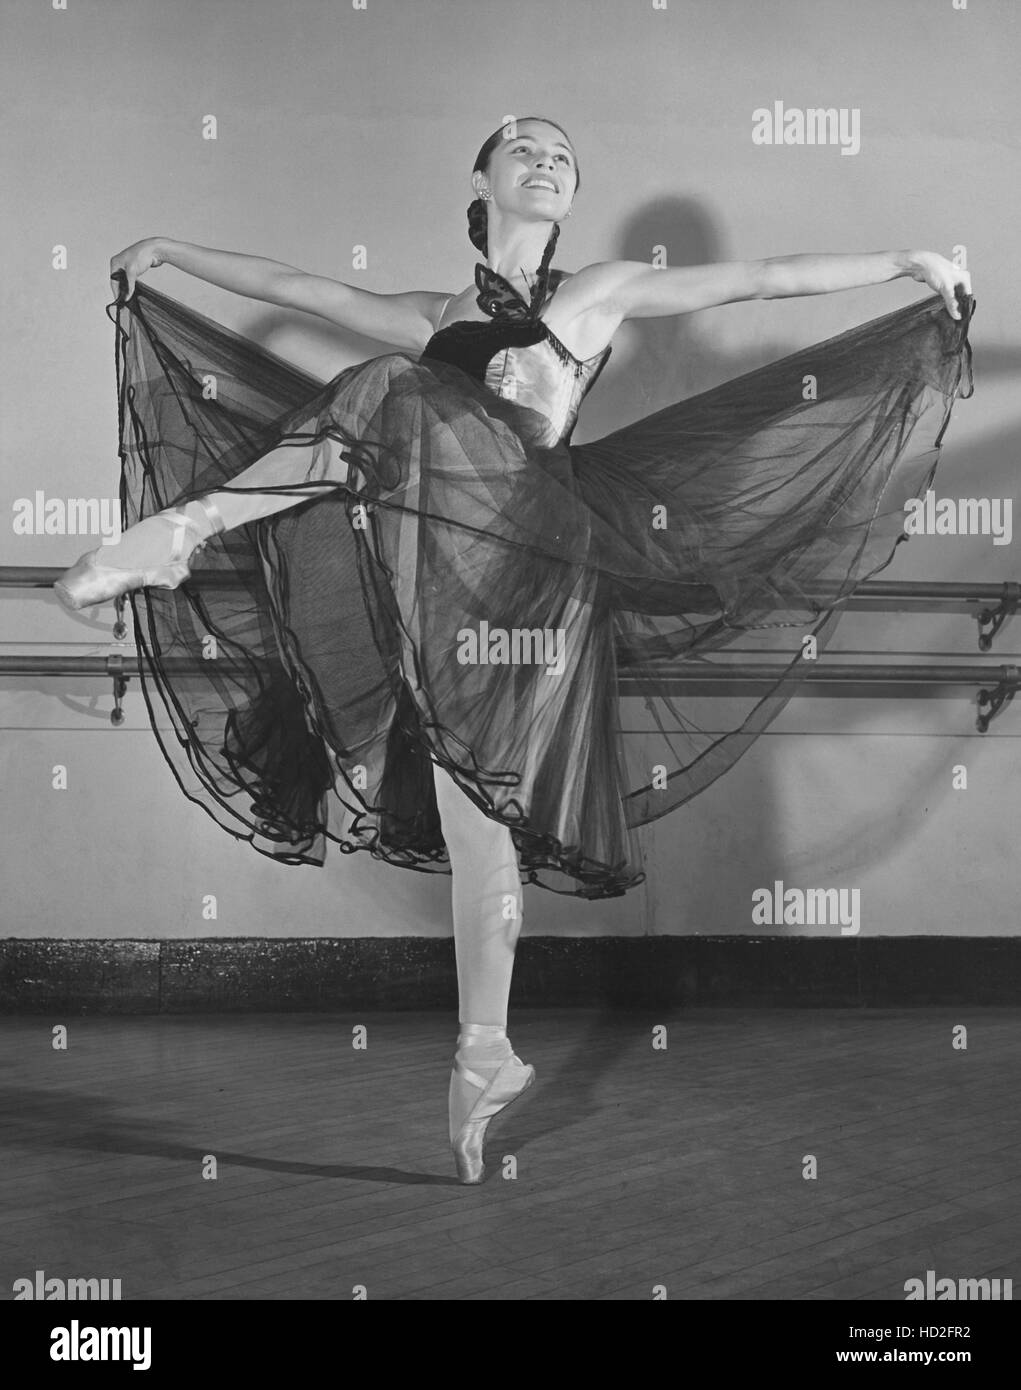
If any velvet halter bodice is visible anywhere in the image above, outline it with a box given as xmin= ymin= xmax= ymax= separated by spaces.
xmin=421 ymin=267 xmax=611 ymax=446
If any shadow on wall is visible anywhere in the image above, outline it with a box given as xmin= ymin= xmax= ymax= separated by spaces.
xmin=584 ymin=197 xmax=799 ymax=930
xmin=580 ymin=197 xmax=1021 ymax=936
xmin=576 ymin=195 xmax=813 ymax=443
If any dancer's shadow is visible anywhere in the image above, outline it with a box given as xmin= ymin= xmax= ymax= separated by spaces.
xmin=497 ymin=1000 xmax=658 ymax=1156
xmin=577 ymin=196 xmax=806 ymax=445
xmin=577 ymin=195 xmax=1009 ymax=446
xmin=1 ymin=1086 xmax=460 ymax=1186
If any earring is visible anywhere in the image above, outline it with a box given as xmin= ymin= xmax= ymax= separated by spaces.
xmin=565 ymin=206 xmax=573 ymax=217
xmin=478 ymin=188 xmax=492 ymax=202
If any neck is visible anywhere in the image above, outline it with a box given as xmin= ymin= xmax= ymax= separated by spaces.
xmin=484 ymin=215 xmax=554 ymax=286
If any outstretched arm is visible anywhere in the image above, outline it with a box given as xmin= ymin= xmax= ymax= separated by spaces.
xmin=757 ymin=249 xmax=970 ymax=318
xmin=120 ymin=237 xmax=450 ymax=349
xmin=581 ymin=248 xmax=970 ymax=323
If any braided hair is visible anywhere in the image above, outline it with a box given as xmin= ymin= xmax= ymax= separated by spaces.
xmin=466 ymin=116 xmax=578 ymax=299
xmin=466 ymin=196 xmax=491 ymax=255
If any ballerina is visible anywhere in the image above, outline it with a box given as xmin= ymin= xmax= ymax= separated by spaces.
xmin=54 ymin=116 xmax=974 ymax=1183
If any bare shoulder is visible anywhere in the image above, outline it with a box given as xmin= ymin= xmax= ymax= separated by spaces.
xmin=554 ymin=261 xmax=644 ymax=314
xmin=368 ymin=286 xmax=456 ymax=351
xmin=542 ymin=262 xmax=637 ymax=358
xmin=283 ymin=274 xmax=455 ymax=350
xmin=567 ymin=258 xmax=762 ymax=320
xmin=387 ymin=288 xmax=455 ymax=336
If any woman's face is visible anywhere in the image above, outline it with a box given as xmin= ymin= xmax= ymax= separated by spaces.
xmin=477 ymin=120 xmax=578 ymax=224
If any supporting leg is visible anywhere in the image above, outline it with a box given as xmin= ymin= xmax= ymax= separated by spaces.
xmin=431 ymin=760 xmax=523 ymax=1027
xmin=432 ymin=760 xmax=533 ymax=1181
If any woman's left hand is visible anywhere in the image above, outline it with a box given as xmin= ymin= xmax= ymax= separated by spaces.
xmin=908 ymin=251 xmax=972 ymax=319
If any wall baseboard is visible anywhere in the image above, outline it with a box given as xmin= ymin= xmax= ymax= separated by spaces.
xmin=1 ymin=937 xmax=1019 ymax=1012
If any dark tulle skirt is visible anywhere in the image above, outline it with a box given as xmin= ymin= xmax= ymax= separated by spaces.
xmin=112 ymin=283 xmax=974 ymax=898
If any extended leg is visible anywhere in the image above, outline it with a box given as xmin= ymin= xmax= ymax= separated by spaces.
xmin=54 ymin=439 xmax=351 ymax=610
xmin=196 ymin=434 xmax=352 ymax=528
xmin=114 ymin=438 xmax=351 ymax=564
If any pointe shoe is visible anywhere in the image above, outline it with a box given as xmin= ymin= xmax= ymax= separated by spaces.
xmin=450 ymin=1053 xmax=535 ymax=1185
xmin=54 ymin=497 xmax=225 ymax=612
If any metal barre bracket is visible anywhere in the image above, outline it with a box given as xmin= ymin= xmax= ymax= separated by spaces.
xmin=976 ymin=582 xmax=1020 ymax=652
xmin=106 ymin=651 xmax=130 ymax=727
xmin=976 ymin=665 xmax=1020 ymax=732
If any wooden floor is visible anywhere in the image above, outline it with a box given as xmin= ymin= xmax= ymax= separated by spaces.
xmin=1 ymin=1008 xmax=1018 ymax=1301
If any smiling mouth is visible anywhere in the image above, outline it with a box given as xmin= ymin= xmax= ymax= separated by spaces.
xmin=522 ymin=180 xmax=558 ymax=193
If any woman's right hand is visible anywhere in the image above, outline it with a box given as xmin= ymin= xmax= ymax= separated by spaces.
xmin=109 ymin=238 xmax=166 ymax=302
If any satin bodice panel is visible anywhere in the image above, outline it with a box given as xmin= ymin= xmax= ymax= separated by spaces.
xmin=420 ymin=269 xmax=611 ymax=446
xmin=421 ymin=320 xmax=609 ymax=446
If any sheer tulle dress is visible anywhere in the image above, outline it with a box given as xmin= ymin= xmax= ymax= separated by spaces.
xmin=110 ymin=266 xmax=975 ymax=898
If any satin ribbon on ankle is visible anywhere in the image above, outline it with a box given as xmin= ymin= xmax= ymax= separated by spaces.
xmin=458 ymin=1022 xmax=507 ymax=1042
xmin=193 ymin=495 xmax=226 ymax=535
xmin=166 ymin=496 xmax=227 ymax=563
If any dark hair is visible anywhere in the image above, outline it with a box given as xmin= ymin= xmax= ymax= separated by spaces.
xmin=467 ymin=115 xmax=580 ymax=258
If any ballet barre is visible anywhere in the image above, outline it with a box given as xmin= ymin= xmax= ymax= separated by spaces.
xmin=4 ymin=568 xmax=1019 ymax=648
xmin=2 ymin=569 xmax=1019 ymax=730
xmin=0 ymin=652 xmax=1017 ymax=732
